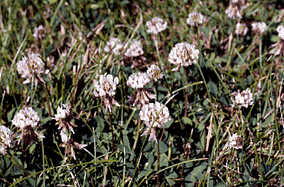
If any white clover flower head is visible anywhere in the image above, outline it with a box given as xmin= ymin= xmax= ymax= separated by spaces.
xmin=17 ymin=53 xmax=48 ymax=85
xmin=104 ymin=37 xmax=124 ymax=55
xmin=146 ymin=17 xmax=167 ymax=35
xmin=228 ymin=133 xmax=242 ymax=149
xmin=12 ymin=107 xmax=40 ymax=129
xmin=33 ymin=25 xmax=46 ymax=40
xmin=251 ymin=22 xmax=267 ymax=35
xmin=186 ymin=12 xmax=207 ymax=26
xmin=93 ymin=73 xmax=120 ymax=112
xmin=124 ymin=40 xmax=144 ymax=57
xmin=140 ymin=102 xmax=171 ymax=142
xmin=12 ymin=107 xmax=44 ymax=143
xmin=235 ymin=23 xmax=248 ymax=36
xmin=54 ymin=104 xmax=70 ymax=122
xmin=168 ymin=42 xmax=199 ymax=71
xmin=139 ymin=102 xmax=171 ymax=128
xmin=146 ymin=64 xmax=163 ymax=82
xmin=231 ymin=88 xmax=253 ymax=108
xmin=93 ymin=73 xmax=119 ymax=97
xmin=0 ymin=126 xmax=13 ymax=155
xmin=276 ymin=25 xmax=284 ymax=40
xmin=127 ymin=72 xmax=150 ymax=89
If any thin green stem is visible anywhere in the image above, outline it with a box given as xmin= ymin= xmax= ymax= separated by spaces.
xmin=132 ymin=119 xmax=141 ymax=151
xmin=157 ymin=139 xmax=160 ymax=187
xmin=41 ymin=140 xmax=46 ymax=186
xmin=41 ymin=81 xmax=52 ymax=117
xmin=154 ymin=37 xmax=164 ymax=68
xmin=183 ymin=68 xmax=189 ymax=117
xmin=8 ymin=152 xmax=36 ymax=181
xmin=108 ymin=112 xmax=115 ymax=151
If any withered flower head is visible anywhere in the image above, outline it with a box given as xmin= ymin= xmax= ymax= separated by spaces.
xmin=33 ymin=25 xmax=46 ymax=40
xmin=146 ymin=64 xmax=163 ymax=82
xmin=228 ymin=133 xmax=243 ymax=149
xmin=127 ymin=72 xmax=156 ymax=106
xmin=186 ymin=12 xmax=207 ymax=26
xmin=225 ymin=0 xmax=250 ymax=19
xmin=60 ymin=131 xmax=87 ymax=160
xmin=129 ymin=88 xmax=156 ymax=106
xmin=104 ymin=37 xmax=124 ymax=55
xmin=54 ymin=104 xmax=77 ymax=134
xmin=141 ymin=127 xmax=158 ymax=143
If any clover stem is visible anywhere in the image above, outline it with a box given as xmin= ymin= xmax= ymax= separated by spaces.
xmin=132 ymin=119 xmax=141 ymax=151
xmin=157 ymin=137 xmax=160 ymax=187
xmin=108 ymin=113 xmax=115 ymax=151
xmin=41 ymin=81 xmax=52 ymax=117
xmin=183 ymin=68 xmax=189 ymax=117
xmin=154 ymin=36 xmax=164 ymax=68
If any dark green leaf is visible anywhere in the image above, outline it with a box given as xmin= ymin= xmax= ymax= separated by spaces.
xmin=185 ymin=173 xmax=196 ymax=187
xmin=158 ymin=85 xmax=169 ymax=92
xmin=147 ymin=153 xmax=154 ymax=168
xmin=123 ymin=135 xmax=131 ymax=152
xmin=190 ymin=165 xmax=207 ymax=180
xmin=182 ymin=117 xmax=192 ymax=125
xmin=208 ymin=81 xmax=218 ymax=96
xmin=137 ymin=169 xmax=152 ymax=181
xmin=166 ymin=172 xmax=178 ymax=185
xmin=143 ymin=141 xmax=152 ymax=152
xmin=174 ymin=71 xmax=182 ymax=80
xmin=159 ymin=153 xmax=169 ymax=167
xmin=159 ymin=141 xmax=168 ymax=154
xmin=163 ymin=118 xmax=173 ymax=128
